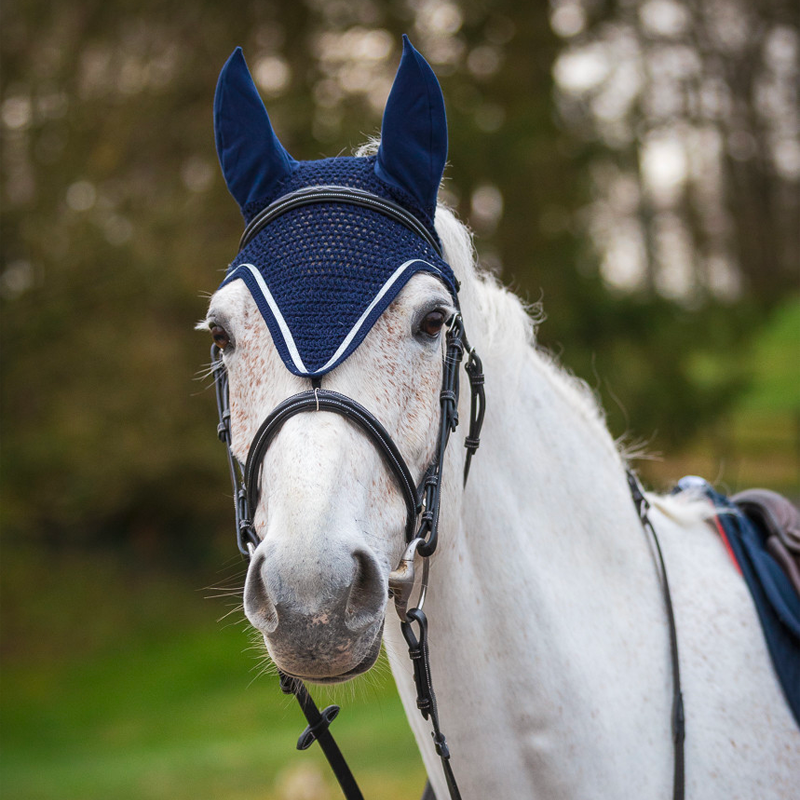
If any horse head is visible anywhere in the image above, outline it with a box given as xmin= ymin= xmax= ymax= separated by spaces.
xmin=204 ymin=37 xmax=461 ymax=684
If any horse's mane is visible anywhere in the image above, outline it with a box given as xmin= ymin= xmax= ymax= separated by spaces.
xmin=434 ymin=201 xmax=620 ymax=466
xmin=435 ymin=206 xmax=716 ymax=525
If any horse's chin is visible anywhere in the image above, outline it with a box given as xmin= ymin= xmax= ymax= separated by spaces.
xmin=265 ymin=619 xmax=385 ymax=685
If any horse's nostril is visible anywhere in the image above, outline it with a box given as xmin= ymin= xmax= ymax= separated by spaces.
xmin=243 ymin=553 xmax=279 ymax=633
xmin=345 ymin=549 xmax=385 ymax=632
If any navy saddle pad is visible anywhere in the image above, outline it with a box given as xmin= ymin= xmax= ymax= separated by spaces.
xmin=674 ymin=477 xmax=800 ymax=729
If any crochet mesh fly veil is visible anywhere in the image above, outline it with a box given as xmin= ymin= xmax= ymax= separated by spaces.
xmin=213 ymin=39 xmax=457 ymax=377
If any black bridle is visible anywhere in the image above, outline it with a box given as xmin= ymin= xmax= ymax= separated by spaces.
xmin=212 ymin=310 xmax=484 ymax=558
xmin=211 ymin=186 xmax=486 ymax=800
xmin=210 ymin=186 xmax=683 ymax=800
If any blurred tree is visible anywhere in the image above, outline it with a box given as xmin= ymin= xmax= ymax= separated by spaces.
xmin=550 ymin=0 xmax=799 ymax=303
xmin=542 ymin=0 xmax=799 ymax=453
xmin=1 ymin=0 xmax=796 ymax=552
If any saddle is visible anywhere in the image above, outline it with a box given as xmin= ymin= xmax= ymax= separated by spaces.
xmin=675 ymin=479 xmax=800 ymax=729
xmin=733 ymin=488 xmax=800 ymax=598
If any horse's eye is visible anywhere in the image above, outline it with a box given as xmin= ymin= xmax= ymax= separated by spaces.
xmin=210 ymin=324 xmax=230 ymax=350
xmin=420 ymin=310 xmax=446 ymax=338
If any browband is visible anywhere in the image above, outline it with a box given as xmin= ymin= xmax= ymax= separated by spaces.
xmin=239 ymin=185 xmax=443 ymax=256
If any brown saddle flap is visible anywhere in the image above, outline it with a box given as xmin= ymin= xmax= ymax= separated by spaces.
xmin=733 ymin=488 xmax=800 ymax=553
xmin=732 ymin=488 xmax=800 ymax=598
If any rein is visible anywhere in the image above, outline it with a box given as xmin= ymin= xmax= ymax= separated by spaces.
xmin=627 ymin=470 xmax=686 ymax=800
xmin=209 ymin=185 xmax=683 ymax=800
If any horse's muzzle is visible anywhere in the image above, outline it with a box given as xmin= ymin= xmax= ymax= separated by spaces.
xmin=244 ymin=544 xmax=387 ymax=682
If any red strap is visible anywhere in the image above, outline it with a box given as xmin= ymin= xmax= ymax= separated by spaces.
xmin=712 ymin=514 xmax=743 ymax=575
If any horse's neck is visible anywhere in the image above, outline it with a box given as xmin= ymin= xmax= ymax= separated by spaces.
xmin=450 ymin=344 xmax=663 ymax=675
xmin=385 ymin=330 xmax=673 ymax=797
xmin=467 ymin=343 xmax=637 ymax=572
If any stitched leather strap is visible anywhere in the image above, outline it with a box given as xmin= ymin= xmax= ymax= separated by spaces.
xmin=628 ymin=470 xmax=685 ymax=800
xmin=244 ymin=389 xmax=421 ymax=543
xmin=402 ymin=608 xmax=462 ymax=800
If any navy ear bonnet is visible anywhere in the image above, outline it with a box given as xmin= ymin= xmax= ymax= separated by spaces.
xmin=214 ymin=37 xmax=457 ymax=377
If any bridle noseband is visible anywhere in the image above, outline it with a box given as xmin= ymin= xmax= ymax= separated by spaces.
xmin=245 ymin=386 xmax=421 ymax=542
xmin=212 ymin=311 xmax=485 ymax=566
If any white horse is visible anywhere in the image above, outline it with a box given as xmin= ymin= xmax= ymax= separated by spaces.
xmin=203 ymin=43 xmax=799 ymax=800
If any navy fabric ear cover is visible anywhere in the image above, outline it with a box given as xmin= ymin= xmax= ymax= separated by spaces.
xmin=214 ymin=47 xmax=297 ymax=210
xmin=212 ymin=38 xmax=457 ymax=378
xmin=376 ymin=35 xmax=448 ymax=217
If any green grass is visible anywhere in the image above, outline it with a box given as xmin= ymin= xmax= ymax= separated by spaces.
xmin=0 ymin=549 xmax=426 ymax=800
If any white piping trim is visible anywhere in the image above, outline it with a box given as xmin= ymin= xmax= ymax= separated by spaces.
xmin=233 ymin=263 xmax=309 ymax=374
xmin=228 ymin=258 xmax=439 ymax=375
xmin=317 ymin=259 xmax=437 ymax=373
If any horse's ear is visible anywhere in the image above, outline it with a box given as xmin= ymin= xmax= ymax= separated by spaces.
xmin=214 ymin=47 xmax=296 ymax=212
xmin=375 ymin=35 xmax=447 ymax=216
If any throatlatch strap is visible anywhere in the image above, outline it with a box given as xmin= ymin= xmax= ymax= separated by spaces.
xmin=463 ymin=347 xmax=485 ymax=485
